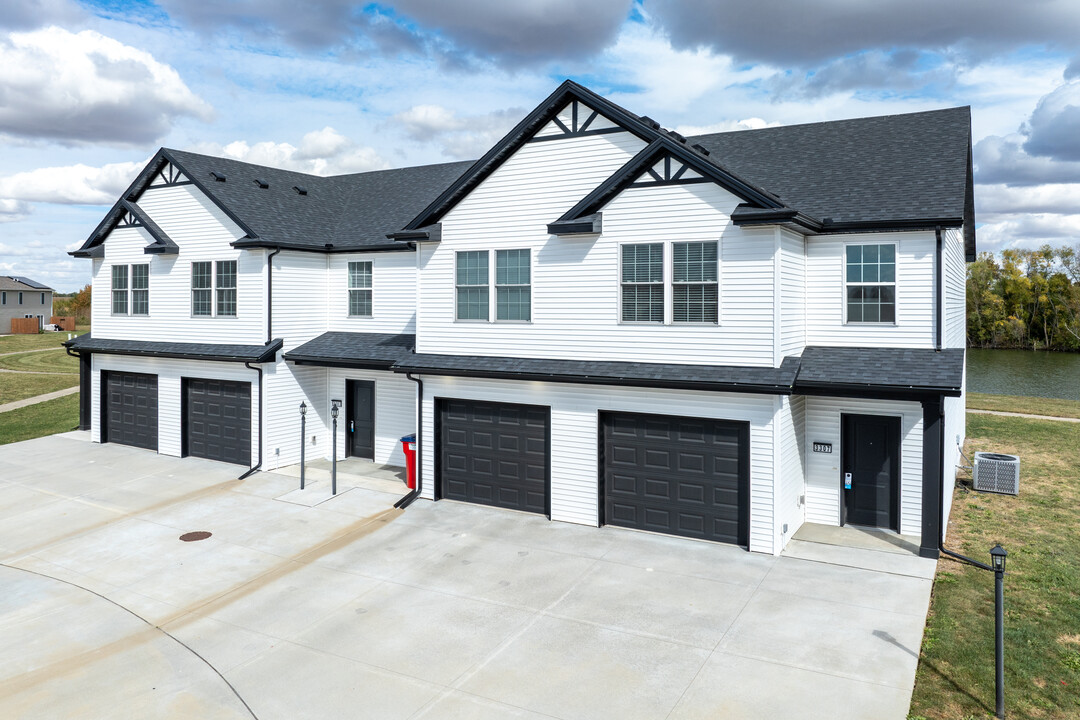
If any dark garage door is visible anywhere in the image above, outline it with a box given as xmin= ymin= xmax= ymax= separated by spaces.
xmin=102 ymin=371 xmax=158 ymax=451
xmin=184 ymin=378 xmax=251 ymax=466
xmin=438 ymin=398 xmax=549 ymax=515
xmin=601 ymin=411 xmax=749 ymax=546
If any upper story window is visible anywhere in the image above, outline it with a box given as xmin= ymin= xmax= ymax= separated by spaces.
xmin=111 ymin=265 xmax=128 ymax=315
xmin=112 ymin=264 xmax=149 ymax=316
xmin=192 ymin=260 xmax=236 ymax=317
xmin=846 ymin=244 xmax=896 ymax=323
xmin=40 ymin=292 xmax=45 ymax=304
xmin=348 ymin=261 xmax=372 ymax=317
xmin=496 ymin=249 xmax=531 ymax=321
xmin=673 ymin=241 xmax=719 ymax=323
xmin=456 ymin=251 xmax=489 ymax=321
xmin=621 ymin=243 xmax=664 ymax=322
xmin=216 ymin=260 xmax=237 ymax=317
xmin=131 ymin=265 xmax=149 ymax=315
xmin=1 ymin=292 xmax=5 ymax=305
xmin=18 ymin=292 xmax=23 ymax=305
xmin=192 ymin=262 xmax=212 ymax=316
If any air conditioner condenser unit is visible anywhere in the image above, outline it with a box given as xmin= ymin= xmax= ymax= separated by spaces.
xmin=972 ymin=452 xmax=1020 ymax=496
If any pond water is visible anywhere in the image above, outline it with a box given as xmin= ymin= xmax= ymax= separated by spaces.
xmin=966 ymin=348 xmax=1080 ymax=400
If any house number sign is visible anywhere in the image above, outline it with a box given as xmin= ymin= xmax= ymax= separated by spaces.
xmin=812 ymin=442 xmax=832 ymax=454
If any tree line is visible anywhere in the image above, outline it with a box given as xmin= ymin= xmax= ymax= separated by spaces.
xmin=53 ymin=284 xmax=91 ymax=324
xmin=967 ymin=245 xmax=1080 ymax=351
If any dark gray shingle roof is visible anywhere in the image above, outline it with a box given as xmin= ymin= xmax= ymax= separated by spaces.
xmin=688 ymin=107 xmax=972 ymax=226
xmin=64 ymin=334 xmax=281 ymax=363
xmin=284 ymin=332 xmax=416 ymax=368
xmin=166 ymin=150 xmax=473 ymax=251
xmin=1 ymin=276 xmax=53 ymax=291
xmin=796 ymin=346 xmax=965 ymax=394
xmin=393 ymin=353 xmax=801 ymax=394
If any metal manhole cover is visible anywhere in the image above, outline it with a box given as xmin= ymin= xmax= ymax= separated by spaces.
xmin=179 ymin=531 xmax=212 ymax=542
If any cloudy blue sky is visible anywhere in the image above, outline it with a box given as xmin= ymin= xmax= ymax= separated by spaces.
xmin=1 ymin=0 xmax=1078 ymax=292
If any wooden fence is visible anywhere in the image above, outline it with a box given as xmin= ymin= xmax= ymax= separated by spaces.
xmin=10 ymin=318 xmax=39 ymax=334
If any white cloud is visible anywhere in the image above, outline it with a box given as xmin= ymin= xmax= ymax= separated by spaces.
xmin=188 ymin=127 xmax=390 ymax=175
xmin=0 ymin=198 xmax=31 ymax=221
xmin=977 ymin=182 xmax=1080 ymax=217
xmin=0 ymin=26 xmax=213 ymax=145
xmin=675 ymin=118 xmax=781 ymax=136
xmin=976 ymin=213 xmax=1080 ymax=251
xmin=392 ymin=104 xmax=521 ymax=159
xmin=0 ymin=160 xmax=145 ymax=205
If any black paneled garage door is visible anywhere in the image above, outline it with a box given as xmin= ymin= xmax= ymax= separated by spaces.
xmin=102 ymin=371 xmax=158 ymax=450
xmin=183 ymin=378 xmax=251 ymax=466
xmin=601 ymin=411 xmax=749 ymax=546
xmin=438 ymin=398 xmax=549 ymax=515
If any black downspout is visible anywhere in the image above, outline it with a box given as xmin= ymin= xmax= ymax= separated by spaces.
xmin=65 ymin=346 xmax=92 ymax=431
xmin=935 ymin=391 xmax=994 ymax=570
xmin=267 ymin=247 xmax=281 ymax=343
xmin=394 ymin=373 xmax=423 ymax=509
xmin=238 ymin=360 xmax=263 ymax=480
xmin=935 ymin=227 xmax=943 ymax=351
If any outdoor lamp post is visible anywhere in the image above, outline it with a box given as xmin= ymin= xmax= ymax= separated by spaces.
xmin=990 ymin=544 xmax=1007 ymax=719
xmin=330 ymin=400 xmax=342 ymax=496
xmin=299 ymin=401 xmax=307 ymax=490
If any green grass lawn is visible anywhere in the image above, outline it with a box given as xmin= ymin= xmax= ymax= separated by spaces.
xmin=0 ymin=393 xmax=80 ymax=445
xmin=967 ymin=392 xmax=1080 ymax=419
xmin=910 ymin=412 xmax=1080 ymax=719
xmin=0 ymin=373 xmax=79 ymax=405
xmin=0 ymin=348 xmax=79 ymax=373
xmin=0 ymin=325 xmax=89 ymax=353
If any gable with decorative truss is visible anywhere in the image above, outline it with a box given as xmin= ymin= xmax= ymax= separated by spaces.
xmin=632 ymin=155 xmax=707 ymax=187
xmin=531 ymin=99 xmax=624 ymax=142
xmin=145 ymin=161 xmax=191 ymax=190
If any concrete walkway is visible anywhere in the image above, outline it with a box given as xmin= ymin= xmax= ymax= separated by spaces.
xmin=968 ymin=408 xmax=1080 ymax=423
xmin=0 ymin=346 xmax=69 ymax=357
xmin=0 ymin=436 xmax=936 ymax=720
xmin=0 ymin=385 xmax=79 ymax=413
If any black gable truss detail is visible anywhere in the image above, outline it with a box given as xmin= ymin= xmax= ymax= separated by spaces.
xmin=70 ymin=149 xmax=258 ymax=258
xmin=526 ymin=99 xmax=626 ymax=143
xmin=146 ymin=161 xmax=191 ymax=188
xmin=549 ymin=137 xmax=787 ymax=235
xmin=403 ymin=80 xmax=662 ymax=232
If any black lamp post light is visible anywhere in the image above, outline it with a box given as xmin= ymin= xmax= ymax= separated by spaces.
xmin=299 ymin=401 xmax=307 ymax=490
xmin=990 ymin=544 xmax=1007 ymax=719
xmin=330 ymin=399 xmax=342 ymax=496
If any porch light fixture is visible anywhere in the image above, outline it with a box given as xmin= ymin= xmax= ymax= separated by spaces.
xmin=330 ymin=400 xmax=342 ymax=495
xmin=298 ymin=402 xmax=307 ymax=490
xmin=990 ymin=544 xmax=1007 ymax=719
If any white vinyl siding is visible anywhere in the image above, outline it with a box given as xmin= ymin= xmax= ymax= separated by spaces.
xmin=942 ymin=378 xmax=966 ymax=536
xmin=91 ymin=185 xmax=264 ymax=344
xmin=802 ymin=396 xmax=924 ymax=539
xmin=776 ymin=394 xmax=806 ymax=549
xmin=262 ymin=360 xmax=329 ymax=470
xmin=423 ymin=170 xmax=776 ymax=366
xmin=943 ymin=227 xmax=967 ymax=348
xmin=806 ymin=231 xmax=935 ymax=348
xmin=90 ymin=353 xmax=260 ymax=463
xmin=326 ymin=368 xmax=417 ymax=467
xmin=417 ymin=375 xmax=780 ymax=555
xmin=779 ymin=229 xmax=806 ymax=358
xmin=328 ymin=251 xmax=417 ymax=334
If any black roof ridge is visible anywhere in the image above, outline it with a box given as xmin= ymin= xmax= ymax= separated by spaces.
xmin=685 ymin=105 xmax=970 ymax=142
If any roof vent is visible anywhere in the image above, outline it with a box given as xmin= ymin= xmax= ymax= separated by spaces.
xmin=670 ymin=132 xmax=687 ymax=143
xmin=293 ymin=185 xmax=308 ymax=196
xmin=211 ymin=171 xmax=227 ymax=182
xmin=254 ymin=178 xmax=269 ymax=189
xmin=691 ymin=143 xmax=710 ymax=156
xmin=639 ymin=115 xmax=661 ymax=130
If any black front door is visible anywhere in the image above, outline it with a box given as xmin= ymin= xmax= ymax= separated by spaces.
xmin=842 ymin=414 xmax=900 ymax=530
xmin=346 ymin=380 xmax=375 ymax=460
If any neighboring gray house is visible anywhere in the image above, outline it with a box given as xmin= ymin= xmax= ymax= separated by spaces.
xmin=0 ymin=276 xmax=54 ymax=333
xmin=67 ymin=81 xmax=974 ymax=559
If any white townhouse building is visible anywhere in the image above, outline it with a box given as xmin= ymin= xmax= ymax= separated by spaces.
xmin=67 ymin=81 xmax=973 ymax=558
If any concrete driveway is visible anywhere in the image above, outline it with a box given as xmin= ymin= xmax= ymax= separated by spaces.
xmin=0 ymin=434 xmax=935 ymax=719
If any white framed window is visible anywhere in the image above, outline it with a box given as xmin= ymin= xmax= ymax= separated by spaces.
xmin=620 ymin=243 xmax=664 ymax=322
xmin=216 ymin=260 xmax=237 ymax=317
xmin=845 ymin=243 xmax=896 ymax=323
xmin=348 ymin=261 xmax=372 ymax=317
xmin=111 ymin=265 xmax=128 ymax=315
xmin=191 ymin=261 xmax=212 ymax=316
xmin=455 ymin=250 xmax=489 ymax=321
xmin=672 ymin=241 xmax=719 ymax=323
xmin=131 ymin=265 xmax=149 ymax=315
xmin=495 ymin=249 xmax=531 ymax=322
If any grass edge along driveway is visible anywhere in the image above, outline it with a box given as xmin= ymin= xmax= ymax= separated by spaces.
xmin=909 ymin=411 xmax=1080 ymax=719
